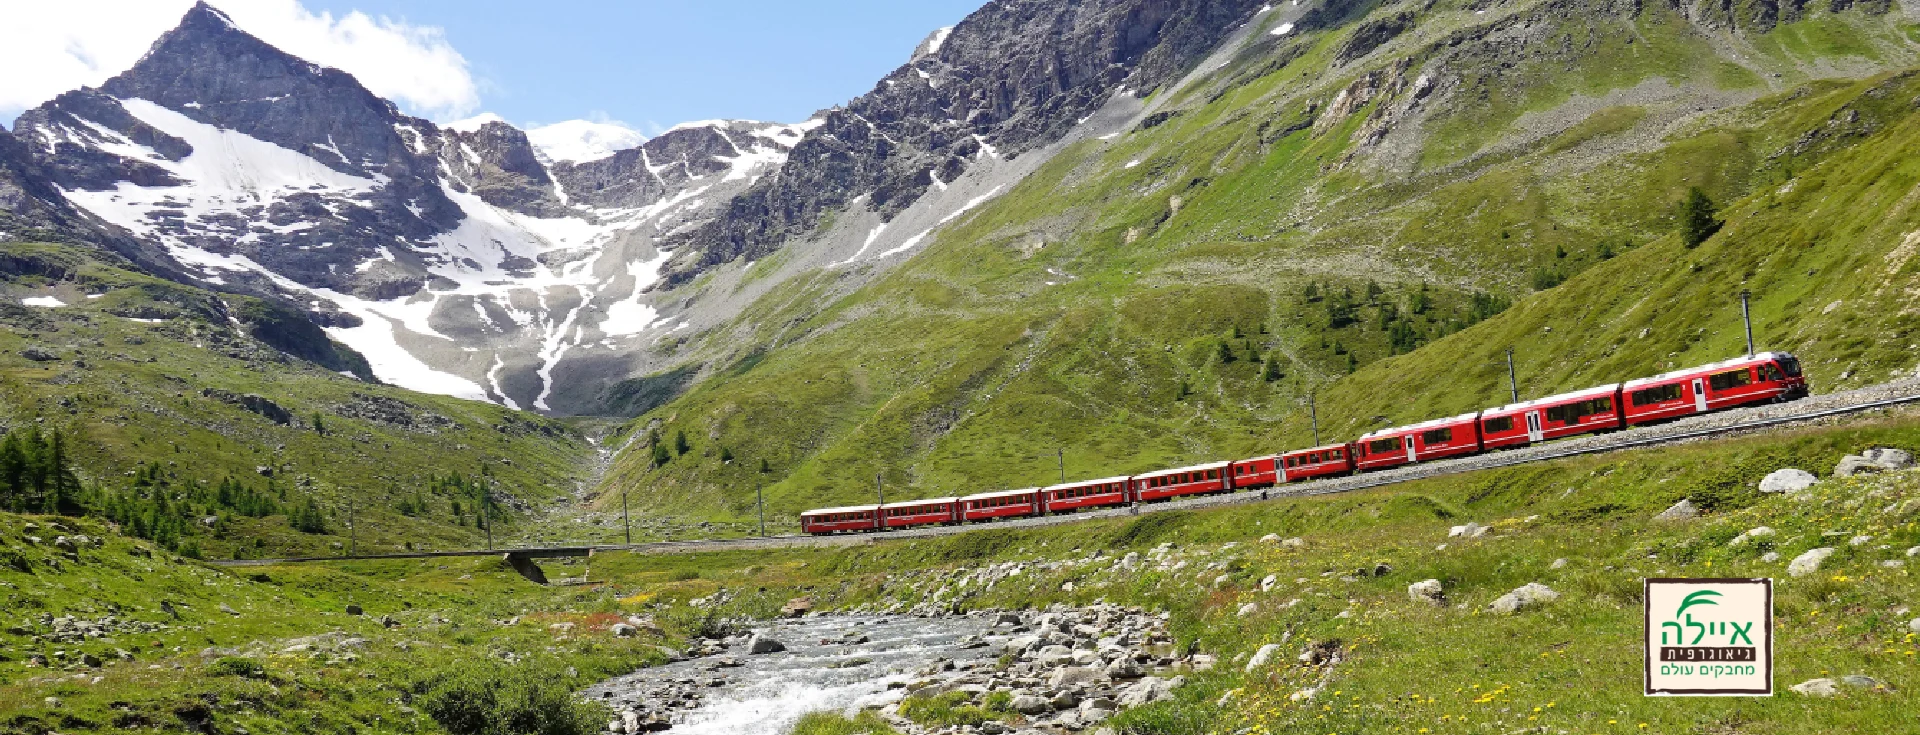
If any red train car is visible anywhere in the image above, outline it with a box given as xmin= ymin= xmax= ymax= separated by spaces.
xmin=1043 ymin=476 xmax=1132 ymax=513
xmin=961 ymin=488 xmax=1041 ymax=522
xmin=1355 ymin=412 xmax=1483 ymax=472
xmin=1479 ymin=384 xmax=1624 ymax=450
xmin=880 ymin=498 xmax=960 ymax=529
xmin=1134 ymin=461 xmax=1231 ymax=502
xmin=800 ymin=505 xmax=880 ymax=535
xmin=1624 ymin=352 xmax=1808 ymax=426
xmin=1279 ymin=443 xmax=1356 ymax=483
xmin=1230 ymin=455 xmax=1282 ymax=490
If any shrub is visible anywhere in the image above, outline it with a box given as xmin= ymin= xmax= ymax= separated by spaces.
xmin=206 ymin=657 xmax=265 ymax=678
xmin=415 ymin=662 xmax=605 ymax=735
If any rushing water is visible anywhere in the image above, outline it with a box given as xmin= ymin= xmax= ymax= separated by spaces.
xmin=584 ymin=614 xmax=1000 ymax=735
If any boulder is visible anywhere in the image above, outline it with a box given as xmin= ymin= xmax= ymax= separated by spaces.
xmin=1759 ymin=469 xmax=1818 ymax=495
xmin=747 ymin=636 xmax=786 ymax=654
xmin=1236 ymin=602 xmax=1258 ymax=618
xmin=1010 ymin=694 xmax=1051 ymax=714
xmin=1104 ymin=658 xmax=1143 ymax=679
xmin=1117 ymin=676 xmax=1176 ymax=707
xmin=1448 ymin=522 xmax=1488 ymax=538
xmin=1791 ymin=678 xmax=1838 ymax=697
xmin=780 ymin=597 xmax=814 ymax=618
xmin=1259 ymin=533 xmax=1282 ymax=543
xmin=1488 ymin=583 xmax=1559 ymax=614
xmin=1788 ymin=548 xmax=1836 ymax=578
xmin=611 ymin=623 xmax=637 ymax=638
xmin=1836 ymin=449 xmax=1912 ymax=477
xmin=1407 ymin=579 xmax=1445 ymax=604
xmin=1260 ymin=574 xmax=1278 ymax=592
xmin=1280 ymin=537 xmax=1306 ymax=548
xmin=1245 ymin=643 xmax=1282 ymax=672
xmin=1653 ymin=499 xmax=1699 ymax=521
xmin=1729 ymin=527 xmax=1775 ymax=546
xmin=1048 ymin=666 xmax=1104 ymax=689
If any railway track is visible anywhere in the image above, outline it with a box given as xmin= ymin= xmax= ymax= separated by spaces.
xmin=211 ymin=382 xmax=1920 ymax=568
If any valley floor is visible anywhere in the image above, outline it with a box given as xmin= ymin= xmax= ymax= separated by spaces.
xmin=4 ymin=405 xmax=1920 ymax=734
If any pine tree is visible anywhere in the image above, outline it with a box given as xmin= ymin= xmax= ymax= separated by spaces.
xmin=1216 ymin=341 xmax=1235 ymax=364
xmin=1262 ymin=355 xmax=1283 ymax=382
xmin=1679 ymin=187 xmax=1721 ymax=248
xmin=674 ymin=430 xmax=690 ymax=456
xmin=758 ymin=458 xmax=771 ymax=473
xmin=719 ymin=446 xmax=734 ymax=463
xmin=652 ymin=441 xmax=671 ymax=467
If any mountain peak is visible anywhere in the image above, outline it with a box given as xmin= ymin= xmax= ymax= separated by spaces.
xmin=183 ymin=1 xmax=237 ymax=30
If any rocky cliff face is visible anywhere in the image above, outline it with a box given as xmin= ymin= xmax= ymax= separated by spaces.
xmin=13 ymin=0 xmax=1277 ymax=415
xmin=11 ymin=2 xmax=815 ymax=413
xmin=662 ymin=0 xmax=1269 ymax=284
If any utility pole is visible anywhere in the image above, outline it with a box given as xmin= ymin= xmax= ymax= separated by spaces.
xmin=1740 ymin=289 xmax=1755 ymax=357
xmin=876 ymin=472 xmax=886 ymax=532
xmin=1057 ymin=448 xmax=1065 ymax=485
xmin=1506 ymin=348 xmax=1520 ymax=404
xmin=347 ymin=501 xmax=355 ymax=556
xmin=757 ymin=484 xmax=766 ymax=538
xmin=622 ymin=487 xmax=631 ymax=545
xmin=1309 ymin=392 xmax=1320 ymax=446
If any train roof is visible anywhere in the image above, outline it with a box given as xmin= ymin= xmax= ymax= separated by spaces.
xmin=1358 ymin=411 xmax=1482 ymax=441
xmin=800 ymin=505 xmax=877 ymax=517
xmin=1483 ymin=383 xmax=1622 ymax=415
xmin=1622 ymin=352 xmax=1797 ymax=389
xmin=1280 ymin=443 xmax=1350 ymax=456
xmin=960 ymin=487 xmax=1040 ymax=501
xmin=1134 ymin=461 xmax=1231 ymax=477
xmin=1042 ymin=476 xmax=1132 ymax=492
xmin=880 ymin=497 xmax=959 ymax=510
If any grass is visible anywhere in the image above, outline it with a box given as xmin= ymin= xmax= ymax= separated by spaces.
xmin=4 ymin=405 xmax=1919 ymax=734
xmin=594 ymin=3 xmax=1920 ymax=525
xmin=0 ymin=242 xmax=596 ymax=558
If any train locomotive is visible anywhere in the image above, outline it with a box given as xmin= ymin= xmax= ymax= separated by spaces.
xmin=800 ymin=352 xmax=1807 ymax=535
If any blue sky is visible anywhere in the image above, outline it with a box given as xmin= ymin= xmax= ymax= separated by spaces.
xmin=303 ymin=0 xmax=983 ymax=132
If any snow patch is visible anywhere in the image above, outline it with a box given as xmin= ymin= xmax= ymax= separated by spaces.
xmin=1270 ymin=23 xmax=1295 ymax=36
xmin=21 ymin=296 xmax=65 ymax=308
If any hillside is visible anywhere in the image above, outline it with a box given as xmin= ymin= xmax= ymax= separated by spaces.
xmin=0 ymin=242 xmax=592 ymax=559
xmin=597 ymin=0 xmax=1920 ymax=520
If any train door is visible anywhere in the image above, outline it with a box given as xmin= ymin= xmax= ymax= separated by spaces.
xmin=1405 ymin=436 xmax=1417 ymax=463
xmin=1691 ymin=378 xmax=1708 ymax=412
xmin=1525 ymin=411 xmax=1543 ymax=443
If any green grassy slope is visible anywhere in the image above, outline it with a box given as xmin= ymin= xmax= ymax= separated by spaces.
xmin=1 ymin=243 xmax=593 ymax=558
xmin=603 ymin=410 xmax=1920 ymax=734
xmin=598 ymin=0 xmax=1920 ymax=521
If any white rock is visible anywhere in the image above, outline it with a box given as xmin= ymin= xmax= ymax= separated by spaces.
xmin=1260 ymin=574 xmax=1278 ymax=592
xmin=1790 ymin=678 xmax=1839 ymax=697
xmin=1759 ymin=469 xmax=1818 ymax=494
xmin=1245 ymin=643 xmax=1282 ymax=672
xmin=1280 ymin=537 xmax=1305 ymax=548
xmin=1407 ymin=579 xmax=1445 ymax=603
xmin=1259 ymin=533 xmax=1282 ymax=543
xmin=1730 ymin=527 xmax=1775 ymax=546
xmin=1909 ymin=618 xmax=1920 ymax=634
xmin=1236 ymin=603 xmax=1258 ymax=618
xmin=1549 ymin=558 xmax=1568 ymax=570
xmin=1653 ymin=498 xmax=1699 ymax=521
xmin=1212 ymin=574 xmax=1231 ymax=588
xmin=1788 ymin=548 xmax=1837 ymax=577
xmin=1488 ymin=583 xmax=1559 ymax=614
xmin=1760 ymin=552 xmax=1781 ymax=563
xmin=1850 ymin=535 xmax=1874 ymax=547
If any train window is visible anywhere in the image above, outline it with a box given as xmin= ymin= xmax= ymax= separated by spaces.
xmin=1777 ymin=356 xmax=1802 ymax=377
xmin=1368 ymin=437 xmax=1402 ymax=453
xmin=1331 ymin=448 xmax=1343 ymax=459
xmin=1484 ymin=416 xmax=1514 ymax=433
xmin=1594 ymin=397 xmax=1613 ymax=413
xmin=1709 ymin=369 xmax=1752 ymax=391
xmin=1421 ymin=427 xmax=1453 ymax=444
xmin=1631 ymin=384 xmax=1682 ymax=406
xmin=1207 ymin=469 xmax=1220 ymax=480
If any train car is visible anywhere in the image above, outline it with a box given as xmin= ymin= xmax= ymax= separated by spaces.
xmin=800 ymin=505 xmax=881 ymax=535
xmin=1624 ymin=352 xmax=1808 ymax=426
xmin=1043 ymin=476 xmax=1132 ymax=513
xmin=1279 ymin=443 xmax=1356 ymax=483
xmin=1134 ymin=461 xmax=1232 ymax=502
xmin=880 ymin=497 xmax=961 ymax=529
xmin=961 ymin=488 xmax=1042 ymax=522
xmin=1479 ymin=384 xmax=1624 ymax=450
xmin=1230 ymin=455 xmax=1282 ymax=490
xmin=1355 ymin=412 xmax=1483 ymax=472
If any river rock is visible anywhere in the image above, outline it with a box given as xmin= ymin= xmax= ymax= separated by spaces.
xmin=1118 ymin=676 xmax=1178 ymax=706
xmin=1011 ymin=694 xmax=1051 ymax=714
xmin=1788 ymin=548 xmax=1836 ymax=577
xmin=747 ymin=636 xmax=786 ymax=654
xmin=1759 ymin=469 xmax=1818 ymax=494
xmin=1488 ymin=583 xmax=1559 ymax=614
xmin=780 ymin=597 xmax=813 ymax=618
xmin=1104 ymin=658 xmax=1142 ymax=679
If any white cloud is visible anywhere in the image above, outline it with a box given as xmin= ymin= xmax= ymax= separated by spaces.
xmin=0 ymin=0 xmax=480 ymax=125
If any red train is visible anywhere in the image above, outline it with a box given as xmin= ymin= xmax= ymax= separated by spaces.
xmin=800 ymin=352 xmax=1807 ymax=535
